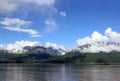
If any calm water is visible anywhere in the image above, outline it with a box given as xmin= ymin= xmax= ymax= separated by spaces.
xmin=0 ymin=63 xmax=120 ymax=81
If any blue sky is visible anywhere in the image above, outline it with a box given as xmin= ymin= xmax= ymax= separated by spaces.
xmin=0 ymin=0 xmax=120 ymax=48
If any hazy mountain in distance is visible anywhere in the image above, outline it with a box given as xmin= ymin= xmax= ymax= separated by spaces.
xmin=23 ymin=46 xmax=66 ymax=55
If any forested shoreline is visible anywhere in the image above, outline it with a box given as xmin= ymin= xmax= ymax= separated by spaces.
xmin=0 ymin=51 xmax=120 ymax=64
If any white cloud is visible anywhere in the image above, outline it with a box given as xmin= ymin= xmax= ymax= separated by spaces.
xmin=59 ymin=11 xmax=66 ymax=17
xmin=91 ymin=31 xmax=108 ymax=42
xmin=0 ymin=17 xmax=31 ymax=27
xmin=76 ymin=28 xmax=120 ymax=53
xmin=3 ymin=40 xmax=41 ymax=53
xmin=0 ymin=44 xmax=3 ymax=49
xmin=77 ymin=36 xmax=92 ymax=46
xmin=44 ymin=19 xmax=57 ymax=33
xmin=0 ymin=0 xmax=17 ymax=13
xmin=45 ymin=42 xmax=66 ymax=50
xmin=45 ymin=42 xmax=67 ymax=55
xmin=0 ymin=0 xmax=56 ymax=14
xmin=0 ymin=18 xmax=41 ymax=37
xmin=25 ymin=0 xmax=55 ymax=6
xmin=105 ymin=28 xmax=120 ymax=42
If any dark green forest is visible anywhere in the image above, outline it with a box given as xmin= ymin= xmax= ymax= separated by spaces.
xmin=0 ymin=52 xmax=52 ymax=63
xmin=0 ymin=51 xmax=120 ymax=64
xmin=45 ymin=51 xmax=120 ymax=64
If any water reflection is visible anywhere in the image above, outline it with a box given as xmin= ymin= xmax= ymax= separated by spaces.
xmin=0 ymin=64 xmax=120 ymax=81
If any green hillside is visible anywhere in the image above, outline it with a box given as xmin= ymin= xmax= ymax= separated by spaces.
xmin=0 ymin=51 xmax=120 ymax=64
xmin=45 ymin=51 xmax=120 ymax=64
xmin=0 ymin=52 xmax=53 ymax=63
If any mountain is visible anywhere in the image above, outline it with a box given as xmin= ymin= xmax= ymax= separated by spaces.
xmin=78 ymin=42 xmax=120 ymax=49
xmin=0 ymin=45 xmax=66 ymax=63
xmin=0 ymin=45 xmax=66 ymax=56
xmin=77 ymin=41 xmax=120 ymax=53
xmin=0 ymin=42 xmax=120 ymax=64
xmin=0 ymin=45 xmax=65 ymax=63
xmin=23 ymin=46 xmax=66 ymax=56
xmin=78 ymin=44 xmax=91 ymax=49
xmin=0 ymin=50 xmax=7 ymax=53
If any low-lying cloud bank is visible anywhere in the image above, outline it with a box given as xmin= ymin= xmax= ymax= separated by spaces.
xmin=77 ymin=28 xmax=120 ymax=53
xmin=0 ymin=40 xmax=66 ymax=55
